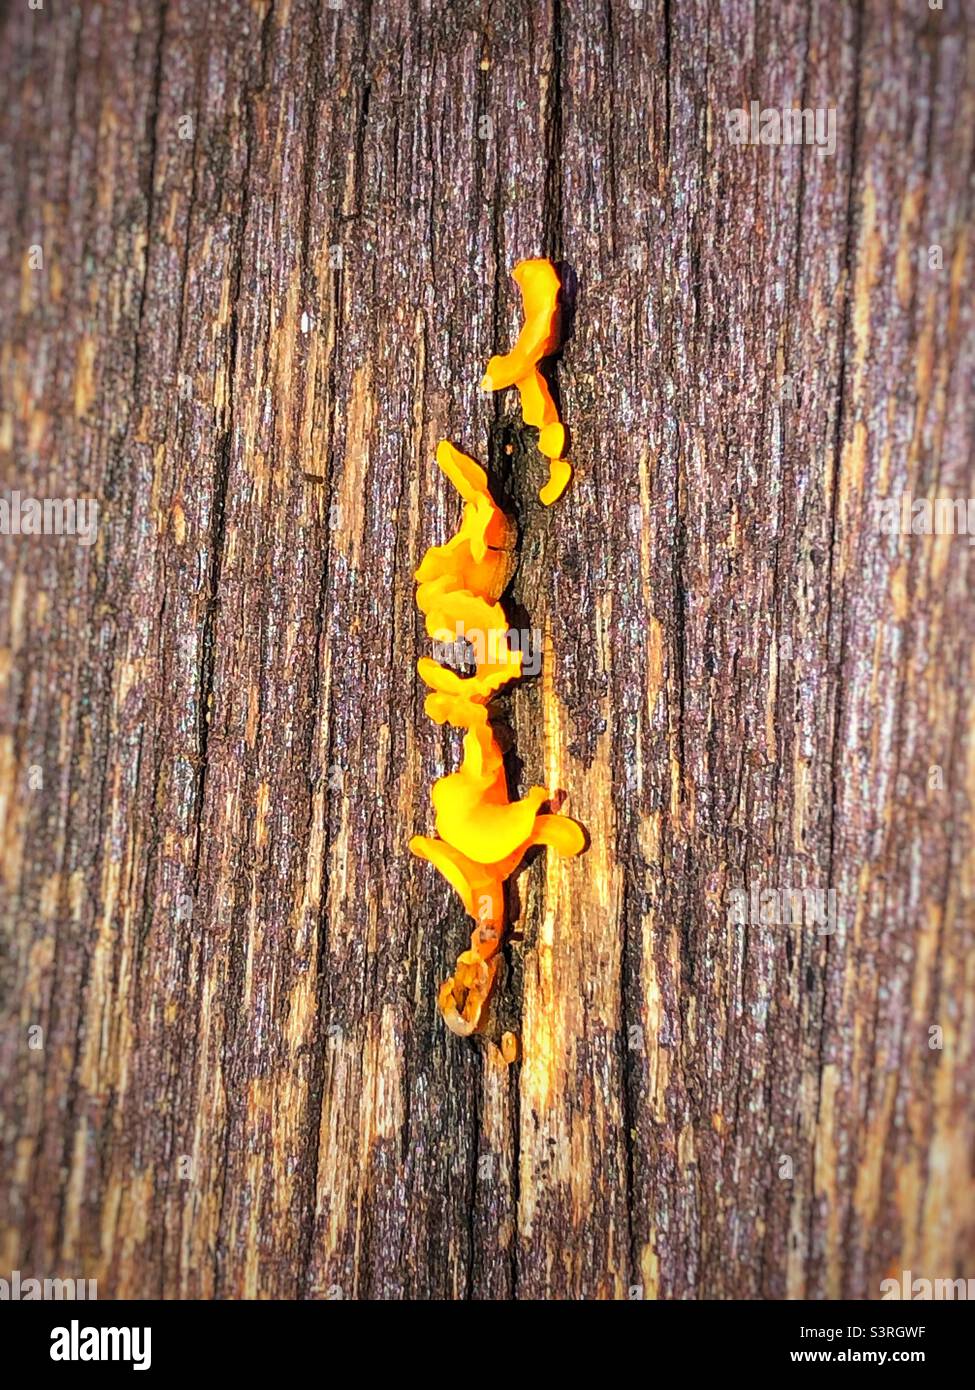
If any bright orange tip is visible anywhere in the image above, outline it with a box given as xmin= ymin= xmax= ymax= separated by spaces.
xmin=478 ymin=258 xmax=573 ymax=502
xmin=539 ymin=458 xmax=572 ymax=506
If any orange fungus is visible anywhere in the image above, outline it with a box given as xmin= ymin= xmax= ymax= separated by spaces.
xmin=481 ymin=258 xmax=573 ymax=505
xmin=411 ymin=260 xmax=583 ymax=1046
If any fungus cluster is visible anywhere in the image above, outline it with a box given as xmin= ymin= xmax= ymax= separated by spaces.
xmin=410 ymin=260 xmax=581 ymax=1043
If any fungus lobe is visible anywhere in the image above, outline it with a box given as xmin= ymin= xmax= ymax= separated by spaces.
xmin=480 ymin=258 xmax=573 ymax=505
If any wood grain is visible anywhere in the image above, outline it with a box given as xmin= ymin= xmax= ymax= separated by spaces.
xmin=1 ymin=0 xmax=973 ymax=1299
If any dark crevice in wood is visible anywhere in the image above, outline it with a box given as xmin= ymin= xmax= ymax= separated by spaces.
xmin=208 ymin=0 xmax=278 ymax=1300
xmin=810 ymin=0 xmax=866 ymax=1293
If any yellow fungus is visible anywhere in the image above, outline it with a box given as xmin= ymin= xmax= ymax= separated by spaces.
xmin=411 ymin=262 xmax=584 ymax=1046
xmin=481 ymin=259 xmax=562 ymax=389
xmin=480 ymin=258 xmax=573 ymax=505
xmin=538 ymin=458 xmax=572 ymax=507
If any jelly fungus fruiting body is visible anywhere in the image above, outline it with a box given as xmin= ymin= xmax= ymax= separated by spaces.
xmin=411 ymin=259 xmax=582 ymax=1047
xmin=480 ymin=258 xmax=573 ymax=505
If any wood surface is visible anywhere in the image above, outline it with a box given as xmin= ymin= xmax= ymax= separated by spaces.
xmin=1 ymin=0 xmax=973 ymax=1299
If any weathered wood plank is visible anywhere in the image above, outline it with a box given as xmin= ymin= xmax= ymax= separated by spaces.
xmin=1 ymin=0 xmax=973 ymax=1299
